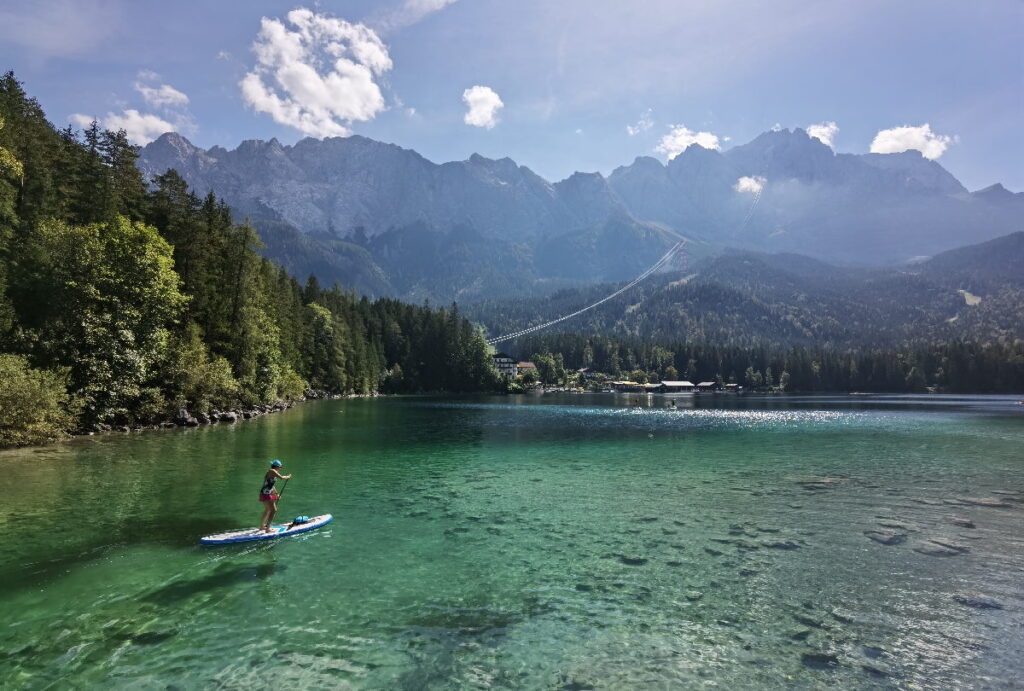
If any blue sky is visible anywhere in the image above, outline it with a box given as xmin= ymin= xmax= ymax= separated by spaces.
xmin=1 ymin=0 xmax=1021 ymax=190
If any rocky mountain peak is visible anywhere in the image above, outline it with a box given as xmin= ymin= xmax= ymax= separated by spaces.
xmin=136 ymin=127 xmax=1020 ymax=279
xmin=972 ymin=182 xmax=1020 ymax=203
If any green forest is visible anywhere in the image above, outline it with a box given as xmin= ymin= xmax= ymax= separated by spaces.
xmin=513 ymin=333 xmax=1024 ymax=394
xmin=0 ymin=73 xmax=501 ymax=447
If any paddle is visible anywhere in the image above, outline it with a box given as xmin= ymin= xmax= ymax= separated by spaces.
xmin=277 ymin=477 xmax=289 ymax=500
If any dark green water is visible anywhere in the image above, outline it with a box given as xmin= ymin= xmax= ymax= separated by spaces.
xmin=2 ymin=394 xmax=1023 ymax=688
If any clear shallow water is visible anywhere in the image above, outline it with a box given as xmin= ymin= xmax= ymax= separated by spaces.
xmin=2 ymin=394 xmax=1023 ymax=688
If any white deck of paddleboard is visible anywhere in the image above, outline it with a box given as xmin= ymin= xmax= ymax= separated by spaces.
xmin=200 ymin=514 xmax=333 ymax=544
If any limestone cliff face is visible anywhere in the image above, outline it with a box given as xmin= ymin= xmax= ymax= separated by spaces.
xmin=138 ymin=130 xmax=1022 ymax=301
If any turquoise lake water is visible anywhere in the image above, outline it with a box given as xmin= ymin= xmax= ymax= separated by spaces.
xmin=1 ymin=393 xmax=1023 ymax=688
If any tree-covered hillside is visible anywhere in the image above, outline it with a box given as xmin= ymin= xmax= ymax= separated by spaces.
xmin=469 ymin=235 xmax=1024 ymax=350
xmin=0 ymin=73 xmax=501 ymax=446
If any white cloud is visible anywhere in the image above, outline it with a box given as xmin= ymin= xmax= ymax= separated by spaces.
xmin=806 ymin=121 xmax=838 ymax=148
xmin=135 ymin=81 xmax=189 ymax=108
xmin=626 ymin=108 xmax=653 ymax=136
xmin=655 ymin=124 xmax=720 ymax=160
xmin=69 ymin=113 xmax=96 ymax=129
xmin=377 ymin=0 xmax=458 ymax=32
xmin=71 ymin=109 xmax=173 ymax=145
xmin=575 ymin=128 xmax=584 ymax=135
xmin=462 ymin=85 xmax=503 ymax=129
xmin=240 ymin=8 xmax=393 ymax=138
xmin=869 ymin=123 xmax=956 ymax=160
xmin=734 ymin=175 xmax=766 ymax=195
xmin=216 ymin=50 xmax=232 ymax=61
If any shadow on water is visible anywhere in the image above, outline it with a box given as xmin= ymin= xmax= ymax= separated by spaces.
xmin=141 ymin=561 xmax=284 ymax=606
xmin=1 ymin=516 xmax=263 ymax=595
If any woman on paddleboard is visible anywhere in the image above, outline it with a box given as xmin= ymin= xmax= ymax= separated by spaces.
xmin=260 ymin=460 xmax=292 ymax=532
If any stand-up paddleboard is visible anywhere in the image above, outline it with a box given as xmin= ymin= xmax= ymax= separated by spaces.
xmin=200 ymin=514 xmax=333 ymax=545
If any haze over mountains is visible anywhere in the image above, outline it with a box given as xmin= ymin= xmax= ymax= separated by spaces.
xmin=138 ymin=128 xmax=1023 ymax=303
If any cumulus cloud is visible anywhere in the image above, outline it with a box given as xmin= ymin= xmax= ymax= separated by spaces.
xmin=869 ymin=123 xmax=955 ymax=160
xmin=462 ymin=85 xmax=503 ymax=129
xmin=240 ymin=8 xmax=393 ymax=138
xmin=69 ymin=113 xmax=96 ymax=129
xmin=71 ymin=110 xmax=175 ymax=145
xmin=655 ymin=124 xmax=720 ymax=160
xmin=806 ymin=121 xmax=838 ymax=148
xmin=626 ymin=109 xmax=653 ymax=136
xmin=734 ymin=176 xmax=766 ymax=195
xmin=377 ymin=0 xmax=458 ymax=32
xmin=135 ymin=81 xmax=189 ymax=108
xmin=67 ymin=70 xmax=193 ymax=145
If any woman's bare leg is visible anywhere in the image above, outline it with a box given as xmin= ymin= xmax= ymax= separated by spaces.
xmin=261 ymin=503 xmax=272 ymax=530
xmin=266 ymin=500 xmax=278 ymax=530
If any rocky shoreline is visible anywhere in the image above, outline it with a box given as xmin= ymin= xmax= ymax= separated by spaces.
xmin=75 ymin=389 xmax=369 ymax=437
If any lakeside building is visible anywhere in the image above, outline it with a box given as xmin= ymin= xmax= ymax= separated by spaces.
xmin=696 ymin=381 xmax=717 ymax=392
xmin=609 ymin=381 xmax=645 ymax=393
xmin=659 ymin=380 xmax=696 ymax=393
xmin=492 ymin=353 xmax=517 ymax=378
xmin=517 ymin=362 xmax=537 ymax=376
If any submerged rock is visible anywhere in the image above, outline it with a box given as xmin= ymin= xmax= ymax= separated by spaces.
xmin=617 ymin=555 xmax=648 ymax=566
xmin=877 ymin=520 xmax=917 ymax=532
xmin=913 ymin=539 xmax=969 ymax=556
xmin=959 ymin=497 xmax=1013 ymax=508
xmin=864 ymin=529 xmax=906 ymax=545
xmin=861 ymin=645 xmax=887 ymax=659
xmin=949 ymin=516 xmax=976 ymax=528
xmin=953 ymin=594 xmax=1003 ymax=610
xmin=763 ymin=540 xmax=801 ymax=550
xmin=862 ymin=662 xmax=891 ymax=677
xmin=801 ymin=651 xmax=839 ymax=670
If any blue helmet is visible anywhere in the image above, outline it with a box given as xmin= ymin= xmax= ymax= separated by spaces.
xmin=271 ymin=459 xmax=282 ymax=467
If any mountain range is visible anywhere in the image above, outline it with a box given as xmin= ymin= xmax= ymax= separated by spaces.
xmin=137 ymin=129 xmax=1023 ymax=303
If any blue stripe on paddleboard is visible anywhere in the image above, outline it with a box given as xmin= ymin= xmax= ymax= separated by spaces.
xmin=200 ymin=514 xmax=333 ymax=545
